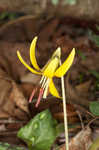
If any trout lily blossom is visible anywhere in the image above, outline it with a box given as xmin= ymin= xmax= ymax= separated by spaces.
xmin=17 ymin=36 xmax=75 ymax=107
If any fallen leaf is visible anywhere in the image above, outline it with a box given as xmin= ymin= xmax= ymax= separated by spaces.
xmin=20 ymin=82 xmax=37 ymax=98
xmin=53 ymin=104 xmax=79 ymax=123
xmin=0 ymin=67 xmax=29 ymax=120
xmin=75 ymin=80 xmax=92 ymax=96
xmin=60 ymin=127 xmax=92 ymax=150
xmin=20 ymin=72 xmax=40 ymax=84
xmin=8 ymin=82 xmax=29 ymax=117
xmin=65 ymin=72 xmax=90 ymax=109
xmin=0 ymin=124 xmax=6 ymax=132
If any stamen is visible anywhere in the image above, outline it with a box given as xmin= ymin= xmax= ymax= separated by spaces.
xmin=43 ymin=78 xmax=50 ymax=98
xmin=29 ymin=88 xmax=37 ymax=103
xmin=35 ymin=88 xmax=44 ymax=107
xmin=41 ymin=77 xmax=47 ymax=88
xmin=39 ymin=75 xmax=45 ymax=84
xmin=43 ymin=78 xmax=47 ymax=89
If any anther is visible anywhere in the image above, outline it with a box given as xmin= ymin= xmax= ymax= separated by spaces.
xmin=39 ymin=76 xmax=44 ymax=84
xmin=35 ymin=88 xmax=44 ymax=107
xmin=43 ymin=78 xmax=50 ymax=98
xmin=41 ymin=77 xmax=47 ymax=88
xmin=29 ymin=88 xmax=37 ymax=103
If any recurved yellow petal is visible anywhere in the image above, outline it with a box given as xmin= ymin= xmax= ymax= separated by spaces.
xmin=54 ymin=48 xmax=75 ymax=77
xmin=17 ymin=51 xmax=41 ymax=75
xmin=30 ymin=36 xmax=40 ymax=71
xmin=42 ymin=47 xmax=61 ymax=73
xmin=43 ymin=57 xmax=59 ymax=78
xmin=49 ymin=79 xmax=61 ymax=98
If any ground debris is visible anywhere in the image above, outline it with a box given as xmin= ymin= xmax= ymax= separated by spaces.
xmin=0 ymin=15 xmax=99 ymax=149
xmin=60 ymin=127 xmax=92 ymax=150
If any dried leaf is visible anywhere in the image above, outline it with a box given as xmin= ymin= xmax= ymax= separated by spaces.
xmin=21 ymin=72 xmax=40 ymax=84
xmin=0 ymin=67 xmax=29 ymax=120
xmin=60 ymin=127 xmax=92 ymax=150
xmin=75 ymin=80 xmax=91 ymax=95
xmin=65 ymin=72 xmax=90 ymax=109
xmin=8 ymin=82 xmax=29 ymax=115
xmin=53 ymin=104 xmax=79 ymax=123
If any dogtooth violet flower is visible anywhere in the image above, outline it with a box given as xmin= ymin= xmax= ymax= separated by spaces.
xmin=17 ymin=36 xmax=75 ymax=107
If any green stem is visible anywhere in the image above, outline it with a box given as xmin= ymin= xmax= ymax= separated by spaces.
xmin=60 ymin=61 xmax=69 ymax=150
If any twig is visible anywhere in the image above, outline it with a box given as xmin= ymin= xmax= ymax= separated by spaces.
xmin=0 ymin=131 xmax=17 ymax=135
xmin=0 ymin=119 xmax=27 ymax=124
xmin=60 ymin=61 xmax=69 ymax=150
xmin=87 ymin=117 xmax=99 ymax=127
xmin=76 ymin=110 xmax=84 ymax=130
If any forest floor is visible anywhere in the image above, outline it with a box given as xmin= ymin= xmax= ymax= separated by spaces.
xmin=0 ymin=13 xmax=99 ymax=150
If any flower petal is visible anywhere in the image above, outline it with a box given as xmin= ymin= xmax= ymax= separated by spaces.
xmin=54 ymin=48 xmax=75 ymax=77
xmin=42 ymin=47 xmax=61 ymax=78
xmin=30 ymin=36 xmax=40 ymax=70
xmin=17 ymin=51 xmax=41 ymax=75
xmin=49 ymin=79 xmax=61 ymax=98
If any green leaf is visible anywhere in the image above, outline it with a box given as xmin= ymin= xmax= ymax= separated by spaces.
xmin=66 ymin=0 xmax=77 ymax=5
xmin=52 ymin=0 xmax=59 ymax=5
xmin=89 ymin=101 xmax=99 ymax=116
xmin=0 ymin=142 xmax=25 ymax=150
xmin=52 ymin=0 xmax=77 ymax=6
xmin=17 ymin=109 xmax=61 ymax=150
xmin=56 ymin=123 xmax=64 ymax=136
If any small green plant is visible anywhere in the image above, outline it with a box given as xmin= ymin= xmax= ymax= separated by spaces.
xmin=18 ymin=109 xmax=64 ymax=150
xmin=51 ymin=0 xmax=59 ymax=5
xmin=89 ymin=101 xmax=99 ymax=116
xmin=63 ymin=0 xmax=77 ymax=5
xmin=0 ymin=142 xmax=25 ymax=150
xmin=51 ymin=0 xmax=77 ymax=6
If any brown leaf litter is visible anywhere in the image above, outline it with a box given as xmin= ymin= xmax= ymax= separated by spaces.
xmin=60 ymin=127 xmax=92 ymax=150
xmin=0 ymin=15 xmax=99 ymax=148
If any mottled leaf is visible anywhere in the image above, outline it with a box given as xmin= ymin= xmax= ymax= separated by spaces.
xmin=18 ymin=109 xmax=62 ymax=150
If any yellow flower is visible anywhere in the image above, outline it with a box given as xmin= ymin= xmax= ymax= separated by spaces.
xmin=17 ymin=36 xmax=75 ymax=107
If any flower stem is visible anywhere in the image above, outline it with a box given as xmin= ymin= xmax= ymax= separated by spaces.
xmin=60 ymin=61 xmax=69 ymax=150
